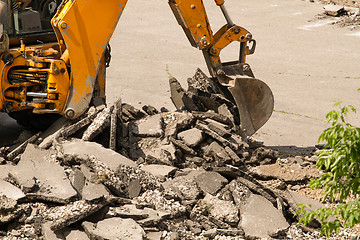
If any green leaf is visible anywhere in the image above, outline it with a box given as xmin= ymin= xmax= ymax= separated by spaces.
xmin=303 ymin=94 xmax=360 ymax=237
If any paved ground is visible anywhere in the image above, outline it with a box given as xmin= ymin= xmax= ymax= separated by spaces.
xmin=1 ymin=0 xmax=359 ymax=149
xmin=106 ymin=0 xmax=360 ymax=147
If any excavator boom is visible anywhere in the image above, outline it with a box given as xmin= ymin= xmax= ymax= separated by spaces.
xmin=169 ymin=0 xmax=274 ymax=136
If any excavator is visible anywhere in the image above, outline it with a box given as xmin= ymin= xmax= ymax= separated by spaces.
xmin=0 ymin=0 xmax=274 ymax=137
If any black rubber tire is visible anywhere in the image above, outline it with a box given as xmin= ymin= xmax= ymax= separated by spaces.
xmin=8 ymin=110 xmax=61 ymax=130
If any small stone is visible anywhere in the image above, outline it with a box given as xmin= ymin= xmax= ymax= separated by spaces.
xmin=202 ymin=229 xmax=217 ymax=238
xmin=323 ymin=5 xmax=345 ymax=16
xmin=128 ymin=179 xmax=142 ymax=198
xmin=65 ymin=229 xmax=90 ymax=240
xmin=146 ymin=231 xmax=162 ymax=240
xmin=204 ymin=141 xmax=232 ymax=163
xmin=167 ymin=232 xmax=179 ymax=240
xmin=42 ymin=222 xmax=65 ymax=240
xmin=162 ymin=176 xmax=202 ymax=201
xmin=140 ymin=164 xmax=178 ymax=179
xmin=202 ymin=194 xmax=239 ymax=227
xmin=194 ymin=172 xmax=228 ymax=195
xmin=82 ymin=218 xmax=145 ymax=240
xmin=142 ymin=105 xmax=158 ymax=115
xmin=291 ymin=185 xmax=301 ymax=191
xmin=178 ymin=128 xmax=205 ymax=147
xmin=132 ymin=114 xmax=163 ymax=137
xmin=204 ymin=117 xmax=231 ymax=137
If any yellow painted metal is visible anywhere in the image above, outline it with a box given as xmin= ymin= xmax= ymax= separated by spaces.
xmin=214 ymin=0 xmax=225 ymax=6
xmin=52 ymin=0 xmax=128 ymax=119
xmin=169 ymin=0 xmax=214 ymax=50
xmin=0 ymin=50 xmax=70 ymax=113
xmin=208 ymin=24 xmax=252 ymax=69
xmin=169 ymin=0 xmax=254 ymax=75
xmin=0 ymin=44 xmax=71 ymax=114
xmin=93 ymin=54 xmax=107 ymax=105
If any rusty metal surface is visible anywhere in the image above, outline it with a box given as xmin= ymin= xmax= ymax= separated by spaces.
xmin=217 ymin=61 xmax=274 ymax=137
xmin=228 ymin=77 xmax=274 ymax=137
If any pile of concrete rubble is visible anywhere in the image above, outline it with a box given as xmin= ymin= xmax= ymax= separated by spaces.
xmin=0 ymin=70 xmax=328 ymax=239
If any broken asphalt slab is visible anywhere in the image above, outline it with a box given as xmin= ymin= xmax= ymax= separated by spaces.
xmin=62 ymin=141 xmax=137 ymax=170
xmin=9 ymin=144 xmax=77 ymax=203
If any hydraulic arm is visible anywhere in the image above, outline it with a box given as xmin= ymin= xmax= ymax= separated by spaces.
xmin=169 ymin=0 xmax=274 ymax=136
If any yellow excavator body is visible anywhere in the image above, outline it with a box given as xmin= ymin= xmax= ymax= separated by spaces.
xmin=0 ymin=0 xmax=273 ymax=136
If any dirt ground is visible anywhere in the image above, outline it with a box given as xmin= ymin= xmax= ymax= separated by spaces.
xmin=1 ymin=0 xmax=359 ymax=149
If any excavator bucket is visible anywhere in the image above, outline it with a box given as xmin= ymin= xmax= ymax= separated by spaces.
xmin=217 ymin=62 xmax=274 ymax=137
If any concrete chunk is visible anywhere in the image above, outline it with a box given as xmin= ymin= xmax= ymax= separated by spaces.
xmin=70 ymin=166 xmax=109 ymax=201
xmin=288 ymin=190 xmax=336 ymax=222
xmin=169 ymin=77 xmax=199 ymax=111
xmin=48 ymin=199 xmax=112 ymax=231
xmin=132 ymin=114 xmax=163 ymax=137
xmin=62 ymin=141 xmax=136 ymax=170
xmin=162 ymin=176 xmax=202 ymax=201
xmin=202 ymin=193 xmax=239 ymax=227
xmin=141 ymin=142 xmax=177 ymax=166
xmin=323 ymin=5 xmax=345 ymax=16
xmin=204 ymin=141 xmax=232 ymax=163
xmin=42 ymin=222 xmax=65 ymax=240
xmin=0 ymin=180 xmax=25 ymax=201
xmin=65 ymin=230 xmax=90 ymax=240
xmin=82 ymin=218 xmax=145 ymax=240
xmin=82 ymin=181 xmax=110 ymax=201
xmin=178 ymin=128 xmax=205 ymax=147
xmin=194 ymin=172 xmax=228 ymax=195
xmin=110 ymin=204 xmax=150 ymax=220
xmin=140 ymin=164 xmax=177 ymax=179
xmin=38 ymin=117 xmax=72 ymax=149
xmin=0 ymin=164 xmax=13 ymax=180
xmin=82 ymin=106 xmax=113 ymax=141
xmin=239 ymin=194 xmax=289 ymax=238
xmin=10 ymin=144 xmax=77 ymax=203
xmin=162 ymin=112 xmax=195 ymax=137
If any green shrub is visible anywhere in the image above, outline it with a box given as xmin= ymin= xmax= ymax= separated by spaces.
xmin=297 ymin=101 xmax=360 ymax=237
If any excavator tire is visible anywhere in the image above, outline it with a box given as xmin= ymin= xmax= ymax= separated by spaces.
xmin=8 ymin=110 xmax=61 ymax=130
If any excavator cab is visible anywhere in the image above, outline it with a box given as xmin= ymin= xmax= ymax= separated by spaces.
xmin=5 ymin=0 xmax=60 ymax=47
